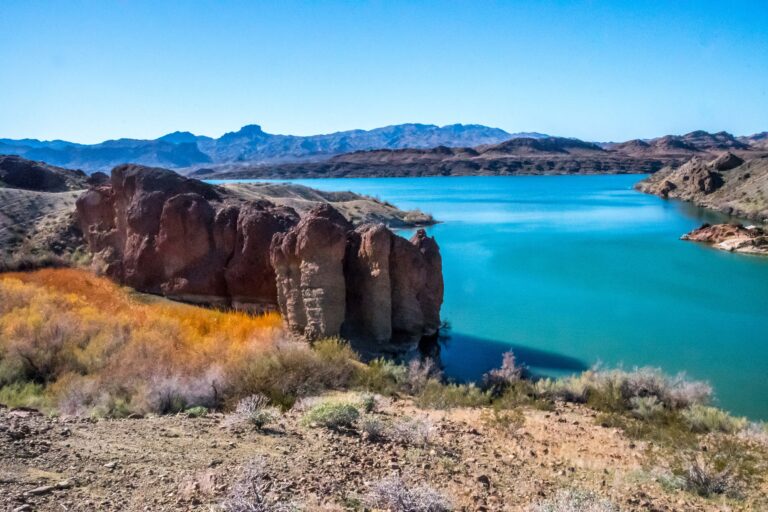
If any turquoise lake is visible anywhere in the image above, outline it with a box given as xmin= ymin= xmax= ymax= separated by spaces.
xmin=214 ymin=175 xmax=768 ymax=419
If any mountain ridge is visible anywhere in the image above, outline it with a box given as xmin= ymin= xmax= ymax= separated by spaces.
xmin=193 ymin=130 xmax=767 ymax=180
xmin=0 ymin=123 xmax=522 ymax=172
xmin=2 ymin=125 xmax=766 ymax=176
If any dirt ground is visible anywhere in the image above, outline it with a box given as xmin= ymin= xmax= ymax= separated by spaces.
xmin=1 ymin=392 xmax=765 ymax=512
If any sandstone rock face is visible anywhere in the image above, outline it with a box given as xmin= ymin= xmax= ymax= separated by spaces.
xmin=271 ymin=206 xmax=444 ymax=351
xmin=77 ymin=164 xmax=298 ymax=307
xmin=77 ymin=165 xmax=443 ymax=351
xmin=271 ymin=204 xmax=350 ymax=341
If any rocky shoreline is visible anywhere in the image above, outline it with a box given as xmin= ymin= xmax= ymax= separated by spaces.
xmin=635 ymin=152 xmax=768 ymax=223
xmin=681 ymin=223 xmax=768 ymax=255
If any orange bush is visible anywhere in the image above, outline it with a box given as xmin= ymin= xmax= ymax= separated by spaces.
xmin=0 ymin=269 xmax=285 ymax=415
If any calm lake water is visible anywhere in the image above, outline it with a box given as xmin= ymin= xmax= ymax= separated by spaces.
xmin=213 ymin=175 xmax=768 ymax=419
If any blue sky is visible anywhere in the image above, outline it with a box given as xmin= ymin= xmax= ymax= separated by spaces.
xmin=1 ymin=0 xmax=767 ymax=143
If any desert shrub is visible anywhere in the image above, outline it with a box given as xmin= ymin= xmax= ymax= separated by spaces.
xmin=482 ymin=408 xmax=525 ymax=436
xmin=533 ymin=375 xmax=590 ymax=404
xmin=231 ymin=338 xmax=361 ymax=409
xmin=679 ymin=457 xmax=741 ymax=498
xmin=388 ymin=417 xmax=433 ymax=446
xmin=406 ymin=358 xmax=442 ymax=394
xmin=232 ymin=394 xmax=280 ymax=430
xmin=365 ymin=477 xmax=451 ymax=512
xmin=357 ymin=358 xmax=407 ymax=395
xmin=302 ymin=401 xmax=360 ymax=430
xmin=629 ymin=395 xmax=665 ymax=420
xmin=416 ymin=379 xmax=491 ymax=409
xmin=529 ymin=489 xmax=619 ymax=512
xmin=682 ymin=405 xmax=747 ymax=434
xmin=534 ymin=367 xmax=711 ymax=413
xmin=596 ymin=410 xmax=700 ymax=449
xmin=185 ymin=406 xmax=208 ymax=418
xmin=360 ymin=415 xmax=387 ymax=442
xmin=0 ymin=269 xmax=282 ymax=415
xmin=221 ymin=457 xmax=295 ymax=512
xmin=360 ymin=392 xmax=378 ymax=413
xmin=0 ymin=381 xmax=48 ymax=409
xmin=482 ymin=351 xmax=523 ymax=397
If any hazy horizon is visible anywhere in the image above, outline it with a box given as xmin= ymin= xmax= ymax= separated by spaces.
xmin=2 ymin=0 xmax=767 ymax=143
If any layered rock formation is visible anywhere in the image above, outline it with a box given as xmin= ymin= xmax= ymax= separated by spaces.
xmin=635 ymin=153 xmax=768 ymax=222
xmin=76 ymin=164 xmax=443 ymax=351
xmin=681 ymin=223 xmax=768 ymax=255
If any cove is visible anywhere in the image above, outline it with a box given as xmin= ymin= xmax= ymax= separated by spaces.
xmin=211 ymin=175 xmax=768 ymax=419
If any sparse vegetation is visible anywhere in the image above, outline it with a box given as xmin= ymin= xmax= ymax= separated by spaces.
xmin=416 ymin=380 xmax=491 ymax=409
xmin=302 ymin=401 xmax=360 ymax=430
xmin=364 ymin=477 xmax=452 ymax=512
xmin=682 ymin=404 xmax=747 ymax=434
xmin=529 ymin=489 xmax=619 ymax=512
xmin=232 ymin=394 xmax=281 ymax=430
xmin=221 ymin=457 xmax=296 ymax=512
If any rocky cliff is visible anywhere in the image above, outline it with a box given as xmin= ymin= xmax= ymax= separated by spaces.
xmin=635 ymin=152 xmax=768 ymax=222
xmin=76 ymin=165 xmax=443 ymax=351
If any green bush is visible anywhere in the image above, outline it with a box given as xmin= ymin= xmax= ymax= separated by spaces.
xmin=302 ymin=401 xmax=360 ymax=430
xmin=682 ymin=405 xmax=747 ymax=434
xmin=185 ymin=406 xmax=209 ymax=418
xmin=357 ymin=358 xmax=407 ymax=395
xmin=233 ymin=394 xmax=280 ymax=430
xmin=416 ymin=379 xmax=491 ymax=409
xmin=232 ymin=338 xmax=361 ymax=409
xmin=0 ymin=381 xmax=48 ymax=409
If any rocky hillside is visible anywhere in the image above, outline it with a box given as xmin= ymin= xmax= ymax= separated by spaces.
xmin=635 ymin=153 xmax=768 ymax=222
xmin=76 ymin=165 xmax=444 ymax=353
xmin=195 ymin=131 xmax=766 ymax=179
xmin=0 ymin=154 xmax=90 ymax=191
xmin=0 ymin=124 xmax=518 ymax=171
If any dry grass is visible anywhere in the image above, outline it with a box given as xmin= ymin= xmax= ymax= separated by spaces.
xmin=0 ymin=268 xmax=283 ymax=415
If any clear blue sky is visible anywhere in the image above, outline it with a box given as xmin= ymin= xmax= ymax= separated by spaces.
xmin=1 ymin=0 xmax=766 ymax=143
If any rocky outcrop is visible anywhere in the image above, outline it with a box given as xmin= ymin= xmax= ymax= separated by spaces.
xmin=270 ymin=205 xmax=444 ymax=352
xmin=682 ymin=224 xmax=768 ymax=255
xmin=635 ymin=153 xmax=768 ymax=222
xmin=76 ymin=165 xmax=443 ymax=351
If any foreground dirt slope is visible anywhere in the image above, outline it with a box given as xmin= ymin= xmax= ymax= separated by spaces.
xmin=2 ymin=394 xmax=764 ymax=511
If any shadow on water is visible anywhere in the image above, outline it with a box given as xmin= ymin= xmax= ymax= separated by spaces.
xmin=423 ymin=329 xmax=589 ymax=383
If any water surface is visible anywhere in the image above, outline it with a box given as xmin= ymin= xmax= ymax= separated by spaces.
xmin=213 ymin=175 xmax=768 ymax=419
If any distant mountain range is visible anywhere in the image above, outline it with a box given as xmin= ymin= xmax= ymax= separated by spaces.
xmin=192 ymin=130 xmax=768 ymax=180
xmin=1 ymin=124 xmax=765 ymax=177
xmin=0 ymin=123 xmax=537 ymax=173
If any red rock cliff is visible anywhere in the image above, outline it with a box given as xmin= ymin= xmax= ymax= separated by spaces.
xmin=76 ymin=165 xmax=443 ymax=351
